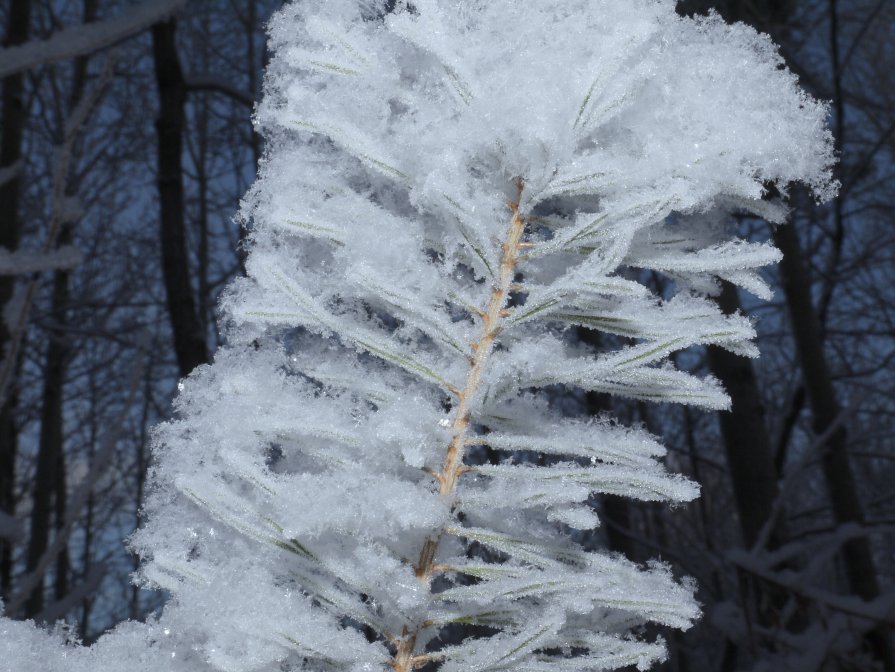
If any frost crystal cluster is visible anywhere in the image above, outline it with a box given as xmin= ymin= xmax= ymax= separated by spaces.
xmin=1 ymin=1 xmax=834 ymax=671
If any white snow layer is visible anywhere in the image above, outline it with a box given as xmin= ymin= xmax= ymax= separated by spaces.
xmin=0 ymin=1 xmax=833 ymax=671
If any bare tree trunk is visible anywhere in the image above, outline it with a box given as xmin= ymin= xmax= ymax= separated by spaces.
xmin=25 ymin=224 xmax=73 ymax=617
xmin=25 ymin=230 xmax=71 ymax=618
xmin=25 ymin=0 xmax=96 ymax=618
xmin=705 ymin=281 xmax=821 ymax=669
xmin=51 ymin=230 xmax=72 ymax=607
xmin=773 ymin=221 xmax=893 ymax=667
xmin=25 ymin=247 xmax=68 ymax=615
xmin=194 ymin=78 xmax=210 ymax=340
xmin=706 ymin=282 xmax=781 ymax=549
xmin=0 ymin=0 xmax=31 ymax=600
xmin=53 ymin=447 xmax=69 ymax=604
xmin=152 ymin=19 xmax=208 ymax=377
xmin=79 ymin=484 xmax=94 ymax=637
xmin=80 ymin=370 xmax=98 ymax=638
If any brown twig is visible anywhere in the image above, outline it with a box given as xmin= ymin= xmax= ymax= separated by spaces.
xmin=390 ymin=178 xmax=527 ymax=672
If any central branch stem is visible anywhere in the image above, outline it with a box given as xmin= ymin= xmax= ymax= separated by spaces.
xmin=391 ymin=180 xmax=526 ymax=672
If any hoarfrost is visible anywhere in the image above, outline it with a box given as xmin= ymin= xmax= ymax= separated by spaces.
xmin=0 ymin=1 xmax=833 ymax=671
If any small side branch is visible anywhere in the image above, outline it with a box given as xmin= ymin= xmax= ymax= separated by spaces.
xmin=0 ymin=0 xmax=187 ymax=79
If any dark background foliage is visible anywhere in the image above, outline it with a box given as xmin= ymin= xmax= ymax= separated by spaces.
xmin=0 ymin=1 xmax=892 ymax=670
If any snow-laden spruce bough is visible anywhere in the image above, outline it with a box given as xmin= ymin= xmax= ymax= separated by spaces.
xmin=1 ymin=1 xmax=835 ymax=670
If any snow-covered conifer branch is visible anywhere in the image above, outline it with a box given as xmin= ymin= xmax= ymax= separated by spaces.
xmin=0 ymin=1 xmax=834 ymax=671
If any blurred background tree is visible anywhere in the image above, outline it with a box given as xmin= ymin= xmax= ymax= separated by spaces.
xmin=0 ymin=1 xmax=892 ymax=670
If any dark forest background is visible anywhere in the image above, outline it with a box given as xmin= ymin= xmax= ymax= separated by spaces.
xmin=0 ymin=1 xmax=892 ymax=670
